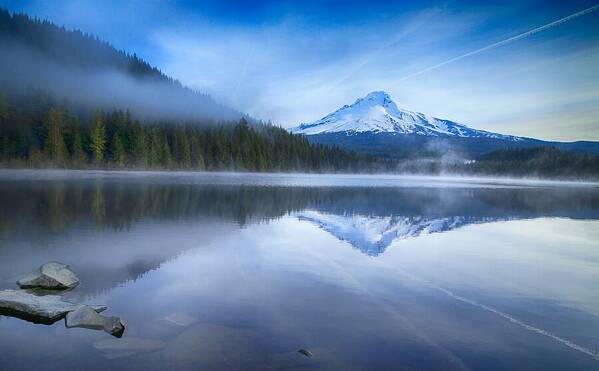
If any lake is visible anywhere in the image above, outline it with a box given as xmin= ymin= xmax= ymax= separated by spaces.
xmin=1 ymin=170 xmax=598 ymax=370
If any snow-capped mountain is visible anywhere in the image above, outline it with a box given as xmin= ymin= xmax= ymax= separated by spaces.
xmin=296 ymin=210 xmax=507 ymax=256
xmin=290 ymin=91 xmax=522 ymax=141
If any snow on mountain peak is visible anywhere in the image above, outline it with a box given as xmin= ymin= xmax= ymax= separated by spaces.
xmin=295 ymin=210 xmax=507 ymax=256
xmin=290 ymin=91 xmax=522 ymax=141
xmin=361 ymin=91 xmax=394 ymax=104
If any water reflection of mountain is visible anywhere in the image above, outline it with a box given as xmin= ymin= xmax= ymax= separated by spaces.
xmin=297 ymin=212 xmax=513 ymax=256
xmin=295 ymin=187 xmax=599 ymax=256
xmin=1 ymin=177 xmax=599 ymax=294
xmin=2 ymin=180 xmax=599 ymax=236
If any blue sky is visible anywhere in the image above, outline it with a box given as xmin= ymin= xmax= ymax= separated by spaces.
xmin=2 ymin=0 xmax=599 ymax=141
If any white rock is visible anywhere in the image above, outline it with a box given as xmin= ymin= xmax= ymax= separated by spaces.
xmin=0 ymin=289 xmax=106 ymax=322
xmin=66 ymin=306 xmax=125 ymax=337
xmin=17 ymin=262 xmax=80 ymax=290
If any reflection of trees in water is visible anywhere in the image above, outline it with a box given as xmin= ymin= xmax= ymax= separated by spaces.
xmin=0 ymin=181 xmax=315 ymax=235
xmin=92 ymin=182 xmax=106 ymax=228
xmin=1 ymin=180 xmax=598 ymax=237
xmin=311 ymin=187 xmax=599 ymax=220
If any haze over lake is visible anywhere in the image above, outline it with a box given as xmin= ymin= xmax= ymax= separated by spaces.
xmin=1 ymin=0 xmax=599 ymax=369
xmin=0 ymin=170 xmax=598 ymax=370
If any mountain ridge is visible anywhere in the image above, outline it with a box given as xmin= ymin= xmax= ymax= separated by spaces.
xmin=290 ymin=91 xmax=599 ymax=158
xmin=291 ymin=91 xmax=523 ymax=141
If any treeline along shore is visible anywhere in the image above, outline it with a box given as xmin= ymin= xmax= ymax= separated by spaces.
xmin=1 ymin=95 xmax=598 ymax=179
xmin=0 ymin=98 xmax=382 ymax=173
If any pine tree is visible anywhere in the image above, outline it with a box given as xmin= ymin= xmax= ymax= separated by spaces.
xmin=110 ymin=133 xmax=125 ymax=167
xmin=70 ymin=126 xmax=86 ymax=166
xmin=132 ymin=122 xmax=148 ymax=167
xmin=90 ymin=111 xmax=106 ymax=163
xmin=176 ymin=129 xmax=191 ymax=168
xmin=43 ymin=108 xmax=67 ymax=165
xmin=149 ymin=128 xmax=162 ymax=167
xmin=189 ymin=135 xmax=204 ymax=169
xmin=161 ymin=135 xmax=172 ymax=168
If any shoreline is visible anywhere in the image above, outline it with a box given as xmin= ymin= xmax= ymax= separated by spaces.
xmin=1 ymin=168 xmax=598 ymax=188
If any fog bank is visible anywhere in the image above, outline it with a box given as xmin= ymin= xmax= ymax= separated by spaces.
xmin=0 ymin=36 xmax=241 ymax=123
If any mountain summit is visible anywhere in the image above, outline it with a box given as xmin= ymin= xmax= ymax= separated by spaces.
xmin=290 ymin=91 xmax=521 ymax=141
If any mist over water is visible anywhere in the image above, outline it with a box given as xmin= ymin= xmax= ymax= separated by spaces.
xmin=1 ymin=171 xmax=598 ymax=370
xmin=0 ymin=1 xmax=598 ymax=369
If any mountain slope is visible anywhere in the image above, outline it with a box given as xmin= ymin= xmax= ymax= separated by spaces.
xmin=292 ymin=91 xmax=522 ymax=141
xmin=0 ymin=9 xmax=239 ymax=122
xmin=291 ymin=91 xmax=599 ymax=158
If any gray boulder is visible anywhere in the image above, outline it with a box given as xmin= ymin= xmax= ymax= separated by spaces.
xmin=66 ymin=306 xmax=125 ymax=337
xmin=0 ymin=289 xmax=106 ymax=322
xmin=17 ymin=262 xmax=80 ymax=290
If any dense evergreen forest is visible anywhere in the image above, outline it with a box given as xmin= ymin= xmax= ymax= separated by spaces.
xmin=391 ymin=147 xmax=599 ymax=180
xmin=0 ymin=96 xmax=379 ymax=172
xmin=0 ymin=9 xmax=381 ymax=172
xmin=464 ymin=147 xmax=599 ymax=180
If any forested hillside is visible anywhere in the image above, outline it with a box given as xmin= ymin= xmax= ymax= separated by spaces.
xmin=0 ymin=9 xmax=239 ymax=121
xmin=0 ymin=9 xmax=382 ymax=172
xmin=0 ymin=98 xmax=379 ymax=172
xmin=390 ymin=147 xmax=599 ymax=180
xmin=465 ymin=147 xmax=599 ymax=179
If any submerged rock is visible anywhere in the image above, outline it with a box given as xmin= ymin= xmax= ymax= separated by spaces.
xmin=0 ymin=289 xmax=106 ymax=323
xmin=17 ymin=262 xmax=80 ymax=290
xmin=94 ymin=337 xmax=166 ymax=359
xmin=94 ymin=337 xmax=167 ymax=351
xmin=151 ymin=323 xmax=266 ymax=367
xmin=66 ymin=306 xmax=125 ymax=337
xmin=267 ymin=350 xmax=317 ymax=369
xmin=163 ymin=312 xmax=197 ymax=327
xmin=298 ymin=348 xmax=313 ymax=358
xmin=267 ymin=348 xmax=339 ymax=369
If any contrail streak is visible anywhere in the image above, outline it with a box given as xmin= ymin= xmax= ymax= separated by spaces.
xmin=398 ymin=4 xmax=599 ymax=82
xmin=395 ymin=267 xmax=599 ymax=361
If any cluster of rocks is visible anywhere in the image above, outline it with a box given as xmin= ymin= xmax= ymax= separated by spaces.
xmin=0 ymin=261 xmax=125 ymax=337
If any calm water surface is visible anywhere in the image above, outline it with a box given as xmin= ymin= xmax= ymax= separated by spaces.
xmin=1 ymin=170 xmax=599 ymax=370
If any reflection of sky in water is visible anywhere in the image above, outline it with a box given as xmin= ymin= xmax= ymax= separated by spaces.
xmin=0 ymin=171 xmax=599 ymax=370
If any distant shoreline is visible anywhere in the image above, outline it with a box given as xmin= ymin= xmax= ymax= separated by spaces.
xmin=1 ymin=168 xmax=597 ymax=188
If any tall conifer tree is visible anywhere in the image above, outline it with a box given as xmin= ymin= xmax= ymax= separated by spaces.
xmin=90 ymin=111 xmax=106 ymax=163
